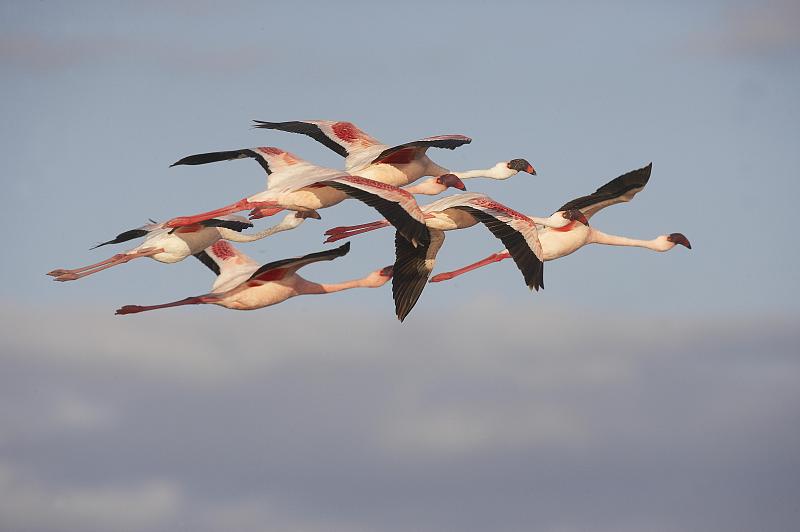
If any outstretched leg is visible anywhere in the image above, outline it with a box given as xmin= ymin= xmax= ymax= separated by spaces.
xmin=323 ymin=220 xmax=391 ymax=243
xmin=164 ymin=199 xmax=278 ymax=228
xmin=116 ymin=294 xmax=218 ymax=315
xmin=49 ymin=248 xmax=165 ymax=282
xmin=429 ymin=251 xmax=511 ymax=283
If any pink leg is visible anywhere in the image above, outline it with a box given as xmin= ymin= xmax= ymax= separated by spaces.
xmin=164 ymin=199 xmax=278 ymax=228
xmin=115 ymin=295 xmax=213 ymax=315
xmin=323 ymin=221 xmax=391 ymax=243
xmin=325 ymin=220 xmax=387 ymax=235
xmin=248 ymin=206 xmax=285 ymax=220
xmin=53 ymin=248 xmax=164 ymax=282
xmin=429 ymin=251 xmax=511 ymax=283
xmin=48 ymin=254 xmax=128 ymax=276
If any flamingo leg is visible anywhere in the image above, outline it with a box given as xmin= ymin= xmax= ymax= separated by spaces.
xmin=325 ymin=220 xmax=387 ymax=235
xmin=48 ymin=254 xmax=128 ymax=276
xmin=323 ymin=221 xmax=391 ymax=243
xmin=248 ymin=206 xmax=285 ymax=220
xmin=52 ymin=248 xmax=165 ymax=282
xmin=164 ymin=199 xmax=278 ymax=228
xmin=115 ymin=295 xmax=216 ymax=315
xmin=429 ymin=251 xmax=511 ymax=283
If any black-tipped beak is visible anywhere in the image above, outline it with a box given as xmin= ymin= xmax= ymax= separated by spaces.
xmin=439 ymin=173 xmax=467 ymax=191
xmin=668 ymin=233 xmax=691 ymax=249
xmin=526 ymin=164 xmax=536 ymax=175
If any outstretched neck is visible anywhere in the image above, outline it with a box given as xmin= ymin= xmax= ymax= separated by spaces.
xmin=452 ymin=165 xmax=508 ymax=180
xmin=219 ymin=214 xmax=301 ymax=242
xmin=404 ymin=180 xmax=444 ymax=195
xmin=296 ymin=276 xmax=374 ymax=295
xmin=589 ymin=229 xmax=670 ymax=251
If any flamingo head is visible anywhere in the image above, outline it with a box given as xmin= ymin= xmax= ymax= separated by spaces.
xmin=507 ymin=158 xmax=536 ymax=175
xmin=562 ymin=209 xmax=589 ymax=226
xmin=436 ymin=173 xmax=467 ymax=191
xmin=667 ymin=233 xmax=691 ymax=249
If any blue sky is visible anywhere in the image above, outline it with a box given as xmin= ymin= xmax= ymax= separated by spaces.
xmin=1 ymin=1 xmax=799 ymax=531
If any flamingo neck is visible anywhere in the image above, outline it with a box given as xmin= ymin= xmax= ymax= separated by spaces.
xmin=404 ymin=179 xmax=445 ymax=196
xmin=590 ymin=230 xmax=671 ymax=251
xmin=219 ymin=213 xmax=301 ymax=242
xmin=453 ymin=164 xmax=509 ymax=180
xmin=296 ymin=277 xmax=372 ymax=295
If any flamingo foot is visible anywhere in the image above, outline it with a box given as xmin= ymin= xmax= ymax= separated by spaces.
xmin=115 ymin=305 xmax=145 ymax=315
xmin=429 ymin=272 xmax=454 ymax=283
xmin=47 ymin=269 xmax=70 ymax=277
xmin=54 ymin=272 xmax=80 ymax=282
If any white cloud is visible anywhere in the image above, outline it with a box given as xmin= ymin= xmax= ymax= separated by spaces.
xmin=0 ymin=464 xmax=180 ymax=532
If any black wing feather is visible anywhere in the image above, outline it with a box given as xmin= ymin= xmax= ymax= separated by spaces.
xmin=457 ymin=207 xmax=544 ymax=291
xmin=171 ymin=149 xmax=271 ymax=174
xmin=246 ymin=242 xmax=351 ymax=282
xmin=324 ymin=181 xmax=430 ymax=248
xmin=557 ymin=163 xmax=652 ymax=212
xmin=392 ymin=232 xmax=431 ymax=322
xmin=373 ymin=137 xmax=472 ymax=164
xmin=193 ymin=250 xmax=220 ymax=276
xmin=91 ymin=228 xmax=150 ymax=249
xmin=199 ymin=218 xmax=253 ymax=232
xmin=252 ymin=121 xmax=349 ymax=158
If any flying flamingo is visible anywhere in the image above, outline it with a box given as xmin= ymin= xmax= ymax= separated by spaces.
xmin=163 ymin=147 xmax=466 ymax=247
xmin=323 ymin=192 xmax=576 ymax=321
xmin=170 ymin=146 xmax=467 ymax=219
xmin=47 ymin=212 xmax=315 ymax=282
xmin=115 ymin=241 xmax=393 ymax=315
xmin=252 ymin=119 xmax=537 ymax=186
xmin=429 ymin=163 xmax=691 ymax=284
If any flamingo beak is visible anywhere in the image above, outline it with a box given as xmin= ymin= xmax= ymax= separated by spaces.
xmin=668 ymin=233 xmax=691 ymax=249
xmin=439 ymin=173 xmax=467 ymax=191
xmin=525 ymin=164 xmax=536 ymax=175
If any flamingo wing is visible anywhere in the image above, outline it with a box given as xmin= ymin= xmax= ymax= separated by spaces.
xmin=370 ymin=135 xmax=472 ymax=165
xmin=324 ymin=176 xmax=431 ymax=247
xmin=252 ymin=120 xmax=384 ymax=158
xmin=453 ymin=205 xmax=544 ymax=291
xmin=556 ymin=163 xmax=652 ymax=220
xmin=246 ymin=242 xmax=351 ymax=283
xmin=193 ymin=240 xmax=260 ymax=292
xmin=392 ymin=230 xmax=445 ymax=322
xmin=171 ymin=146 xmax=311 ymax=179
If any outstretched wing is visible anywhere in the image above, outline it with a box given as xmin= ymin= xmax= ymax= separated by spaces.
xmin=252 ymin=120 xmax=384 ymax=158
xmin=371 ymin=135 xmax=472 ymax=165
xmin=90 ymin=220 xmax=162 ymax=249
xmin=454 ymin=206 xmax=544 ymax=291
xmin=246 ymin=242 xmax=351 ymax=283
xmin=193 ymin=240 xmax=260 ymax=292
xmin=392 ymin=230 xmax=445 ymax=322
xmin=171 ymin=146 xmax=312 ymax=180
xmin=324 ymin=176 xmax=431 ymax=248
xmin=556 ymin=163 xmax=652 ymax=219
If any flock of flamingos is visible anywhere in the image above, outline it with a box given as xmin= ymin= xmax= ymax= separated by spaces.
xmin=48 ymin=120 xmax=691 ymax=321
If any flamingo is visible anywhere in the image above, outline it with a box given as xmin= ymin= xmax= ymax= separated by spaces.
xmin=163 ymin=147 xmax=465 ymax=248
xmin=115 ymin=241 xmax=393 ymax=314
xmin=47 ymin=212 xmax=315 ymax=282
xmin=323 ymin=192 xmax=575 ymax=321
xmin=429 ymin=163 xmax=691 ymax=284
xmin=252 ymin=120 xmax=537 ymax=186
xmin=169 ymin=146 xmax=467 ymax=220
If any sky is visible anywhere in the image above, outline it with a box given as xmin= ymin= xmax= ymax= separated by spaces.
xmin=1 ymin=1 xmax=799 ymax=531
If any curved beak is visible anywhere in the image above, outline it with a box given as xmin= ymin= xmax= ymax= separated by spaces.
xmin=525 ymin=164 xmax=536 ymax=175
xmin=440 ymin=173 xmax=467 ymax=191
xmin=668 ymin=233 xmax=691 ymax=249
